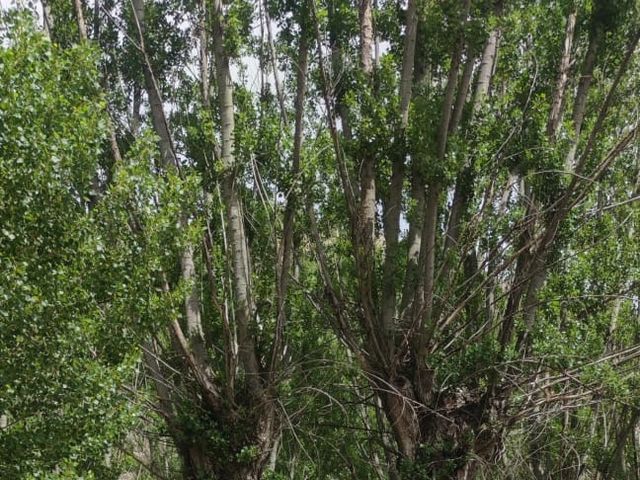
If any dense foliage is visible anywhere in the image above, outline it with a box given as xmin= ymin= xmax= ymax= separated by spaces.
xmin=0 ymin=0 xmax=639 ymax=479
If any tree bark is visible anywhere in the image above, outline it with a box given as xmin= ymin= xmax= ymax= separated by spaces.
xmin=211 ymin=0 xmax=261 ymax=396
xmin=398 ymin=0 xmax=418 ymax=129
xmin=547 ymin=10 xmax=577 ymax=139
xmin=359 ymin=0 xmax=374 ymax=74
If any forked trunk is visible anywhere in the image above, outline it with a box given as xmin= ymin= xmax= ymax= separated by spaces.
xmin=378 ymin=369 xmax=502 ymax=479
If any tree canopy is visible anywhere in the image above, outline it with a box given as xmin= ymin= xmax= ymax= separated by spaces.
xmin=0 ymin=0 xmax=639 ymax=479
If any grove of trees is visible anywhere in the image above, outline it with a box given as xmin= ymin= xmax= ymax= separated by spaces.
xmin=1 ymin=0 xmax=639 ymax=478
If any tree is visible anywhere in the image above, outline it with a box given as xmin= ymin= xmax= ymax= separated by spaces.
xmin=0 ymin=12 xmax=136 ymax=477
xmin=305 ymin=0 xmax=640 ymax=477
xmin=34 ymin=0 xmax=327 ymax=478
xmin=1 ymin=1 xmax=640 ymax=479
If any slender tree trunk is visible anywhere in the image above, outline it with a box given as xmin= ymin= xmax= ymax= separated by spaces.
xmin=130 ymin=0 xmax=213 ymax=388
xmin=208 ymin=2 xmax=282 ymax=477
xmin=131 ymin=0 xmax=176 ymax=167
xmin=72 ymin=0 xmax=87 ymax=41
xmin=398 ymin=0 xmax=418 ymax=128
xmin=444 ymin=27 xmax=500 ymax=258
xmin=564 ymin=27 xmax=601 ymax=170
xmin=547 ymin=10 xmax=577 ymax=139
xmin=41 ymin=0 xmax=54 ymax=39
xmin=359 ymin=0 xmax=374 ymax=74
xmin=272 ymin=36 xmax=309 ymax=378
xmin=211 ymin=0 xmax=260 ymax=393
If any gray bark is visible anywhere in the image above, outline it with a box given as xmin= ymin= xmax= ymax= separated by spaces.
xmin=547 ymin=10 xmax=577 ymax=139
xmin=272 ymin=37 xmax=309 ymax=376
xmin=41 ymin=0 xmax=53 ymax=39
xmin=211 ymin=1 xmax=265 ymax=412
xmin=359 ymin=0 xmax=374 ymax=74
xmin=380 ymin=0 xmax=419 ymax=337
xmin=564 ymin=28 xmax=601 ymax=170
xmin=130 ymin=0 xmax=210 ymax=377
xmin=443 ymin=26 xmax=500 ymax=259
xmin=131 ymin=0 xmax=177 ymax=168
xmin=398 ymin=0 xmax=418 ymax=128
xmin=472 ymin=29 xmax=500 ymax=114
xmin=73 ymin=0 xmax=87 ymax=41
